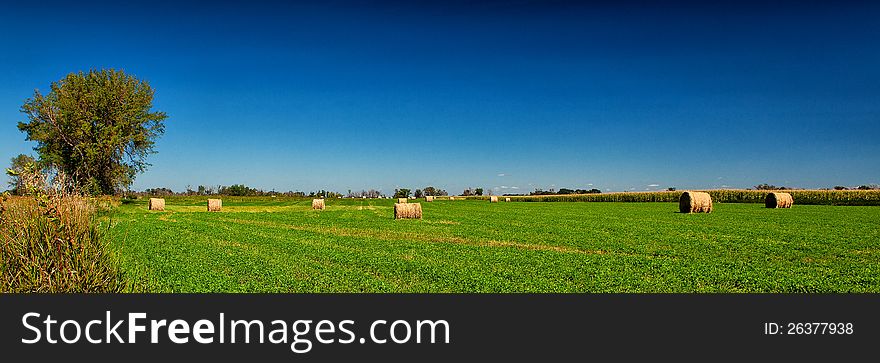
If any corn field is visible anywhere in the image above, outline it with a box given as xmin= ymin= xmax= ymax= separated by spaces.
xmin=467 ymin=190 xmax=880 ymax=206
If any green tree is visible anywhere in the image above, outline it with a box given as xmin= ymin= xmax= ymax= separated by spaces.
xmin=18 ymin=69 xmax=167 ymax=195
xmin=5 ymin=154 xmax=37 ymax=195
xmin=475 ymin=188 xmax=484 ymax=196
xmin=393 ymin=188 xmax=411 ymax=198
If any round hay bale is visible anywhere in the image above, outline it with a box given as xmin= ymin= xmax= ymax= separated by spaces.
xmin=394 ymin=203 xmax=422 ymax=219
xmin=397 ymin=198 xmax=408 ymax=204
xmin=504 ymin=197 xmax=511 ymax=202
xmin=312 ymin=198 xmax=325 ymax=210
xmin=490 ymin=196 xmax=499 ymax=203
xmin=765 ymin=192 xmax=793 ymax=208
xmin=148 ymin=198 xmax=165 ymax=211
xmin=207 ymin=198 xmax=222 ymax=212
xmin=425 ymin=196 xmax=435 ymax=202
xmin=679 ymin=191 xmax=712 ymax=213
xmin=449 ymin=196 xmax=455 ymax=201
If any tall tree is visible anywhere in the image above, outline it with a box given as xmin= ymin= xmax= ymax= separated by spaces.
xmin=18 ymin=69 xmax=167 ymax=195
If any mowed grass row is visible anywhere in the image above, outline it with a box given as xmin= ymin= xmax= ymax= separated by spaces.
xmin=107 ymin=198 xmax=880 ymax=292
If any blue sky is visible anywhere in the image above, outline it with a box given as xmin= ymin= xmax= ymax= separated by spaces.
xmin=2 ymin=1 xmax=879 ymax=194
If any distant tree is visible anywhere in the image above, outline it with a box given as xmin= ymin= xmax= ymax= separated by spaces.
xmin=462 ymin=188 xmax=474 ymax=196
xmin=857 ymin=185 xmax=879 ymax=190
xmin=475 ymin=188 xmax=484 ymax=196
xmin=588 ymin=188 xmax=601 ymax=194
xmin=558 ymin=188 xmax=575 ymax=195
xmin=17 ymin=69 xmax=167 ymax=195
xmin=144 ymin=187 xmax=173 ymax=196
xmin=424 ymin=187 xmax=447 ymax=196
xmin=223 ymin=184 xmax=260 ymax=196
xmin=393 ymin=188 xmax=411 ymax=198
xmin=755 ymin=184 xmax=788 ymax=190
xmin=667 ymin=187 xmax=677 ymax=191
xmin=198 ymin=185 xmax=207 ymax=195
xmin=5 ymin=154 xmax=37 ymax=195
xmin=414 ymin=189 xmax=424 ymax=198
xmin=833 ymin=186 xmax=847 ymax=190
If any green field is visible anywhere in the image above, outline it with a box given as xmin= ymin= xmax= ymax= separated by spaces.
xmin=106 ymin=197 xmax=880 ymax=292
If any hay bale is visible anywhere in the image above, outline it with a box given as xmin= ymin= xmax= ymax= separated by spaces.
xmin=679 ymin=191 xmax=712 ymax=213
xmin=449 ymin=196 xmax=455 ymax=201
xmin=765 ymin=192 xmax=793 ymax=208
xmin=490 ymin=196 xmax=499 ymax=203
xmin=148 ymin=198 xmax=165 ymax=211
xmin=425 ymin=196 xmax=434 ymax=202
xmin=312 ymin=198 xmax=325 ymax=210
xmin=397 ymin=198 xmax=408 ymax=204
xmin=505 ymin=197 xmax=511 ymax=202
xmin=394 ymin=203 xmax=422 ymax=219
xmin=207 ymin=198 xmax=222 ymax=212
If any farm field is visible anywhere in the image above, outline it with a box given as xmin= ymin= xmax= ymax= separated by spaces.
xmin=106 ymin=197 xmax=880 ymax=293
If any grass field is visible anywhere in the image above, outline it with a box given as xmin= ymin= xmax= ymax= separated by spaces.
xmin=106 ymin=197 xmax=880 ymax=293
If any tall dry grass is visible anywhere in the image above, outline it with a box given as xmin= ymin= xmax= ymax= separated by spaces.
xmin=0 ymin=194 xmax=126 ymax=292
xmin=0 ymin=164 xmax=126 ymax=292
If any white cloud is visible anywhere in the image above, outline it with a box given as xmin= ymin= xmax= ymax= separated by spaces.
xmin=500 ymin=186 xmax=508 ymax=189
xmin=648 ymin=184 xmax=660 ymax=187
xmin=587 ymin=183 xmax=593 ymax=186
xmin=511 ymin=186 xmax=519 ymax=189
xmin=497 ymin=173 xmax=506 ymax=177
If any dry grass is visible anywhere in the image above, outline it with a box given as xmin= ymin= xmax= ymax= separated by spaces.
xmin=679 ymin=191 xmax=713 ymax=213
xmin=394 ymin=203 xmax=422 ymax=219
xmin=0 ymin=195 xmax=126 ymax=292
